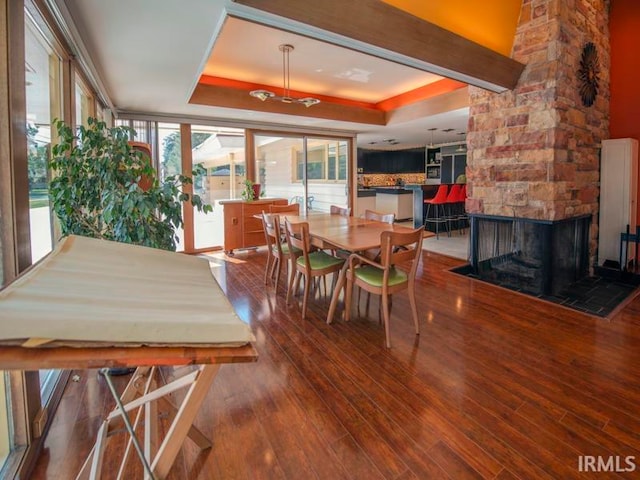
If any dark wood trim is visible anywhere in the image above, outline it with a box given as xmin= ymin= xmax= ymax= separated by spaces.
xmin=245 ymin=128 xmax=256 ymax=183
xmin=234 ymin=0 xmax=525 ymax=91
xmin=8 ymin=0 xmax=31 ymax=274
xmin=190 ymin=83 xmax=386 ymax=125
xmin=180 ymin=123 xmax=195 ymax=253
xmin=0 ymin=0 xmax=17 ymax=285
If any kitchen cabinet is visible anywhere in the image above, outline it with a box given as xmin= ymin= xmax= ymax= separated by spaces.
xmin=426 ymin=146 xmax=466 ymax=184
xmin=357 ymin=148 xmax=425 ymax=174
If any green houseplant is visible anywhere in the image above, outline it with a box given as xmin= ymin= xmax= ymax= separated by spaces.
xmin=49 ymin=118 xmax=212 ymax=251
xmin=241 ymin=179 xmax=261 ymax=201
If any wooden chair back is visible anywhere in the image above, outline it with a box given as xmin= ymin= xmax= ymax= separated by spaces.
xmin=261 ymin=212 xmax=282 ymax=255
xmin=270 ymin=203 xmax=300 ymax=214
xmin=364 ymin=209 xmax=395 ymax=224
xmin=379 ymin=227 xmax=424 ymax=279
xmin=284 ymin=219 xmax=312 ymax=264
xmin=330 ymin=205 xmax=351 ymax=216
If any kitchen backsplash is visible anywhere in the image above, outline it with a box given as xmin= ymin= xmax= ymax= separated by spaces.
xmin=360 ymin=173 xmax=425 ymax=187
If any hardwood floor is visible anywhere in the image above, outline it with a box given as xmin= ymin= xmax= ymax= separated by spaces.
xmin=30 ymin=248 xmax=640 ymax=479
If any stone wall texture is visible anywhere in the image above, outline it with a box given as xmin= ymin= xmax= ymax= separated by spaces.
xmin=467 ymin=0 xmax=610 ymax=258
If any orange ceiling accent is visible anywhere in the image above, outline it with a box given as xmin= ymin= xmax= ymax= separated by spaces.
xmin=376 ymin=79 xmax=467 ymax=111
xmin=381 ymin=0 xmax=522 ymax=56
xmin=199 ymin=75 xmax=378 ymax=109
xmin=198 ymin=75 xmax=465 ymax=113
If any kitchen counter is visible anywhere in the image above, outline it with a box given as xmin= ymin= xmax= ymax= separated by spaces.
xmin=375 ymin=188 xmax=413 ymax=220
xmin=357 ymin=189 xmax=376 ymax=198
xmin=374 ymin=186 xmax=413 ymax=195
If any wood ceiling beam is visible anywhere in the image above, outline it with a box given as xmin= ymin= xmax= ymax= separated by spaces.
xmin=232 ymin=0 xmax=525 ymax=92
xmin=189 ymin=83 xmax=386 ymax=125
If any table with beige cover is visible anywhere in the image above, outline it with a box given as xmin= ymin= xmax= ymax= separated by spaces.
xmin=0 ymin=235 xmax=257 ymax=479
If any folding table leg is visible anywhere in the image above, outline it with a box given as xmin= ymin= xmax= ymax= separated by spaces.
xmin=77 ymin=364 xmax=220 ymax=480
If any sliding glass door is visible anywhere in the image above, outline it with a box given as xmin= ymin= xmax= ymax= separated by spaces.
xmin=304 ymin=137 xmax=349 ymax=212
xmin=191 ymin=125 xmax=245 ymax=250
xmin=255 ymin=134 xmax=305 ymax=209
xmin=254 ymin=133 xmax=350 ymax=214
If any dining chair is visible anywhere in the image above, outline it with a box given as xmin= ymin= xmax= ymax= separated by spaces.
xmin=269 ymin=203 xmax=300 ymax=214
xmin=284 ymin=219 xmax=345 ymax=319
xmin=364 ymin=209 xmax=395 ymax=224
xmin=330 ymin=205 xmax=351 ymax=216
xmin=344 ymin=226 xmax=424 ymax=348
xmin=261 ymin=212 xmax=301 ymax=296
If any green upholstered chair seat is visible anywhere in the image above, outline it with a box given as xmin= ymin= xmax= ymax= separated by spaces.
xmin=354 ymin=265 xmax=407 ymax=287
xmin=297 ymin=251 xmax=344 ymax=270
xmin=274 ymin=244 xmax=301 ymax=255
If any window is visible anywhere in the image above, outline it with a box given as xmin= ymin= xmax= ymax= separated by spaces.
xmin=74 ymin=74 xmax=93 ymax=128
xmin=294 ymin=140 xmax=348 ymax=182
xmin=25 ymin=14 xmax=62 ymax=263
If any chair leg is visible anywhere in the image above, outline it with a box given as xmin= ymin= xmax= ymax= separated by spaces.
xmin=365 ymin=292 xmax=371 ymax=318
xmin=381 ymin=291 xmax=392 ymax=348
xmin=286 ymin=270 xmax=298 ymax=305
xmin=269 ymin=256 xmax=278 ymax=281
xmin=408 ymin=285 xmax=420 ymax=336
xmin=294 ymin=270 xmax=302 ymax=298
xmin=301 ymin=274 xmax=312 ymax=319
xmin=344 ymin=276 xmax=353 ymax=321
xmin=264 ymin=254 xmax=272 ymax=285
xmin=274 ymin=257 xmax=282 ymax=293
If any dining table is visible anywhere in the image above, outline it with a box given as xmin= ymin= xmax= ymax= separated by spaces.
xmin=280 ymin=213 xmax=429 ymax=323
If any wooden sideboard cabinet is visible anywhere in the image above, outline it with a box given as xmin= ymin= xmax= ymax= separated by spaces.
xmin=218 ymin=198 xmax=288 ymax=254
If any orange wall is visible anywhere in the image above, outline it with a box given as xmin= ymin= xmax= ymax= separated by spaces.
xmin=382 ymin=0 xmax=522 ymax=56
xmin=610 ymin=0 xmax=640 ymax=223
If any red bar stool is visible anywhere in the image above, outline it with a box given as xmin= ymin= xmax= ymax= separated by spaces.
xmin=423 ymin=184 xmax=449 ymax=239
xmin=456 ymin=184 xmax=468 ymax=233
xmin=444 ymin=184 xmax=463 ymax=233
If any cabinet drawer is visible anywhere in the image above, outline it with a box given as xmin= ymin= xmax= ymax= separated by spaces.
xmin=244 ymin=231 xmax=267 ymax=248
xmin=243 ymin=202 xmax=272 ymax=217
xmin=244 ymin=216 xmax=263 ymax=233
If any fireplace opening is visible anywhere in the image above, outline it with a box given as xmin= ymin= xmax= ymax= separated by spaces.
xmin=468 ymin=214 xmax=591 ymax=296
xmin=450 ymin=213 xmax=639 ymax=316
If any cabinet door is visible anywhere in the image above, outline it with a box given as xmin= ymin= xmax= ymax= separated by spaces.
xmin=441 ymin=155 xmax=453 ymax=183
xmin=223 ymin=203 xmax=243 ymax=252
xmin=453 ymin=154 xmax=467 ymax=182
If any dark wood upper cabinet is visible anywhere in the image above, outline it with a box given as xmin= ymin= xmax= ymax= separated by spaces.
xmin=357 ymin=148 xmax=425 ymax=174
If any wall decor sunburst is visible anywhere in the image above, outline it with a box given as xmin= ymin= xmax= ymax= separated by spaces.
xmin=578 ymin=42 xmax=600 ymax=107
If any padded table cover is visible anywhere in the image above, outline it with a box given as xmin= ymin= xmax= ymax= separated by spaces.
xmin=0 ymin=235 xmax=254 ymax=347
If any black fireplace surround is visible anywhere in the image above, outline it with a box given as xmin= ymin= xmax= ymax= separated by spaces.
xmin=469 ymin=213 xmax=592 ymax=296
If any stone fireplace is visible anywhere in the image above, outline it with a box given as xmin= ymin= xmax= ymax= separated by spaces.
xmin=465 ymin=0 xmax=610 ymax=291
xmin=469 ymin=213 xmax=591 ymax=296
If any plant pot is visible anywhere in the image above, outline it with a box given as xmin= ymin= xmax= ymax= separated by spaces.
xmin=252 ymin=183 xmax=261 ymax=200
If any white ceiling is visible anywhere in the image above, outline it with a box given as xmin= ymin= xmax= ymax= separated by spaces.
xmin=60 ymin=0 xmax=469 ymax=147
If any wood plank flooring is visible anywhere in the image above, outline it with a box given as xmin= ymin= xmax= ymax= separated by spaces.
xmin=30 ymin=248 xmax=640 ymax=479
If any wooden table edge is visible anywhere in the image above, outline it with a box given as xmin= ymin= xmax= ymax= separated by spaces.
xmin=0 ymin=343 xmax=258 ymax=370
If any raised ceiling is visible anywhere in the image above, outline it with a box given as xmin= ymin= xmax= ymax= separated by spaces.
xmin=59 ymin=0 xmax=523 ymax=147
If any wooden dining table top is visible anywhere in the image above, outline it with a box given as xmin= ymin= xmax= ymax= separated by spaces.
xmin=281 ymin=213 xmax=422 ymax=252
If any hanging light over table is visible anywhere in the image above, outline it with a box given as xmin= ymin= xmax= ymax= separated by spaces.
xmin=250 ymin=44 xmax=320 ymax=108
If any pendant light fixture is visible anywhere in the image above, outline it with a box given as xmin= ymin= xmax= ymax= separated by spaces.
xmin=456 ymin=132 xmax=467 ymax=152
xmin=250 ymin=44 xmax=320 ymax=108
xmin=427 ymin=127 xmax=437 ymax=148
